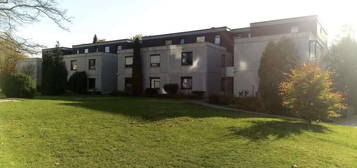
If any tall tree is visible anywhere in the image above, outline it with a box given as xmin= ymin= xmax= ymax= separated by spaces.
xmin=41 ymin=42 xmax=67 ymax=95
xmin=258 ymin=37 xmax=299 ymax=114
xmin=0 ymin=0 xmax=71 ymax=54
xmin=131 ymin=35 xmax=143 ymax=96
xmin=93 ymin=34 xmax=98 ymax=43
xmin=326 ymin=37 xmax=357 ymax=111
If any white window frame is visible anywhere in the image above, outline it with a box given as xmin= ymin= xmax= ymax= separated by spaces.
xmin=150 ymin=54 xmax=160 ymax=67
xmin=214 ymin=35 xmax=221 ymax=45
xmin=84 ymin=49 xmax=89 ymax=53
xmin=150 ymin=77 xmax=161 ymax=89
xmin=291 ymin=26 xmax=299 ymax=33
xmin=165 ymin=40 xmax=172 ymax=45
xmin=105 ymin=46 xmax=110 ymax=53
xmin=125 ymin=56 xmax=133 ymax=68
xmin=196 ymin=36 xmax=205 ymax=43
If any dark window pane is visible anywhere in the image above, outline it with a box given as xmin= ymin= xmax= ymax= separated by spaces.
xmin=181 ymin=52 xmax=193 ymax=65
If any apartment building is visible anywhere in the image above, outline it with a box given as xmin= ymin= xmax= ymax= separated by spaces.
xmin=230 ymin=15 xmax=327 ymax=97
xmin=38 ymin=15 xmax=327 ymax=97
xmin=118 ymin=27 xmax=233 ymax=95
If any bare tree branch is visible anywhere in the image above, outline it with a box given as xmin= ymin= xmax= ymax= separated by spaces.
xmin=0 ymin=0 xmax=71 ymax=54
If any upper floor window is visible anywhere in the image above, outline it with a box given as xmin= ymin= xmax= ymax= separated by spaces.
xmin=291 ymin=26 xmax=299 ymax=33
xmin=150 ymin=54 xmax=160 ymax=67
xmin=214 ymin=35 xmax=221 ymax=45
xmin=96 ymin=47 xmax=99 ymax=52
xmin=150 ymin=77 xmax=161 ymax=89
xmin=180 ymin=39 xmax=185 ymax=44
xmin=196 ymin=36 xmax=205 ymax=43
xmin=88 ymin=59 xmax=96 ymax=70
xmin=165 ymin=40 xmax=172 ymax=45
xmin=70 ymin=60 xmax=78 ymax=71
xmin=181 ymin=52 xmax=193 ymax=66
xmin=105 ymin=46 xmax=110 ymax=53
xmin=84 ymin=49 xmax=89 ymax=53
xmin=181 ymin=77 xmax=192 ymax=89
xmin=125 ymin=56 xmax=133 ymax=68
xmin=117 ymin=46 xmax=122 ymax=51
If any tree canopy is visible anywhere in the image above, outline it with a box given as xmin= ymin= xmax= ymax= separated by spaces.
xmin=258 ymin=37 xmax=299 ymax=113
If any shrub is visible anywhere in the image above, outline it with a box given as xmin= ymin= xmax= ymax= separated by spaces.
xmin=1 ymin=73 xmax=35 ymax=98
xmin=280 ymin=64 xmax=346 ymax=123
xmin=232 ymin=97 xmax=262 ymax=112
xmin=68 ymin=71 xmax=88 ymax=94
xmin=144 ymin=88 xmax=159 ymax=97
xmin=164 ymin=84 xmax=179 ymax=95
xmin=208 ymin=93 xmax=235 ymax=105
xmin=191 ymin=91 xmax=206 ymax=99
xmin=110 ymin=90 xmax=132 ymax=97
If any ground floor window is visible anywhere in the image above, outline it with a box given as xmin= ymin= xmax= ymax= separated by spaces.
xmin=88 ymin=78 xmax=96 ymax=90
xmin=125 ymin=78 xmax=132 ymax=90
xmin=181 ymin=77 xmax=192 ymax=89
xmin=150 ymin=77 xmax=160 ymax=89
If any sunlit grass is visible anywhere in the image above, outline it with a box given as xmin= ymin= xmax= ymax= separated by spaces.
xmin=0 ymin=96 xmax=356 ymax=168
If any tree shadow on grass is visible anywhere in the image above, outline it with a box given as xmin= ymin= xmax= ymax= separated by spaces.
xmin=35 ymin=96 xmax=263 ymax=121
xmin=227 ymin=120 xmax=330 ymax=141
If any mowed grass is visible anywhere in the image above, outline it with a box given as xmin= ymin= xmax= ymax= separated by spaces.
xmin=0 ymin=96 xmax=356 ymax=168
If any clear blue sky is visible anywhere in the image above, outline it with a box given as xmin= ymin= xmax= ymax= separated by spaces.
xmin=17 ymin=0 xmax=357 ymax=55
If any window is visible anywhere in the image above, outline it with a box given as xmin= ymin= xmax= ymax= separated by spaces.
xmin=248 ymin=33 xmax=251 ymax=38
xmin=125 ymin=56 xmax=133 ymax=68
xmin=165 ymin=40 xmax=172 ymax=45
xmin=88 ymin=78 xmax=96 ymax=90
xmin=125 ymin=78 xmax=132 ymax=90
xmin=70 ymin=60 xmax=78 ymax=71
xmin=105 ymin=46 xmax=110 ymax=53
xmin=84 ymin=49 xmax=89 ymax=53
xmin=117 ymin=46 xmax=122 ymax=51
xmin=76 ymin=50 xmax=79 ymax=54
xmin=181 ymin=52 xmax=193 ymax=65
xmin=236 ymin=34 xmax=241 ymax=38
xmin=291 ymin=26 xmax=299 ymax=33
xmin=150 ymin=54 xmax=160 ymax=67
xmin=150 ymin=77 xmax=160 ymax=89
xmin=180 ymin=38 xmax=185 ymax=44
xmin=214 ymin=35 xmax=221 ymax=45
xmin=196 ymin=36 xmax=205 ymax=43
xmin=181 ymin=77 xmax=192 ymax=89
xmin=88 ymin=59 xmax=96 ymax=70
xmin=96 ymin=47 xmax=99 ymax=52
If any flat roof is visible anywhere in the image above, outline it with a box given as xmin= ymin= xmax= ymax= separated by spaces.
xmin=142 ymin=27 xmax=230 ymax=40
xmin=72 ymin=39 xmax=132 ymax=48
xmin=251 ymin=15 xmax=318 ymax=27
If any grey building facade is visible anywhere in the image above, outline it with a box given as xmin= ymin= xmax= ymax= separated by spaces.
xmin=36 ymin=15 xmax=327 ymax=96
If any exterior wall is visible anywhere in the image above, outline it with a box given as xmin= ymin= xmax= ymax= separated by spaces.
xmin=117 ymin=42 xmax=227 ymax=95
xmin=233 ymin=32 xmax=315 ymax=97
xmin=63 ymin=52 xmax=118 ymax=94
xmin=16 ymin=58 xmax=43 ymax=88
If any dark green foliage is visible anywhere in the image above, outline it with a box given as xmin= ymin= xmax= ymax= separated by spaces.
xmin=93 ymin=34 xmax=98 ymax=43
xmin=144 ymin=88 xmax=159 ymax=97
xmin=233 ymin=97 xmax=263 ymax=112
xmin=163 ymin=84 xmax=179 ymax=95
xmin=191 ymin=91 xmax=205 ymax=99
xmin=68 ymin=71 xmax=88 ymax=94
xmin=1 ymin=73 xmax=35 ymax=98
xmin=326 ymin=37 xmax=357 ymax=111
xmin=208 ymin=93 xmax=235 ymax=105
xmin=132 ymin=35 xmax=143 ymax=96
xmin=41 ymin=46 xmax=68 ymax=95
xmin=258 ymin=37 xmax=299 ymax=113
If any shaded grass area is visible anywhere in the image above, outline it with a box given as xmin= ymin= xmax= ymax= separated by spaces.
xmin=0 ymin=96 xmax=356 ymax=168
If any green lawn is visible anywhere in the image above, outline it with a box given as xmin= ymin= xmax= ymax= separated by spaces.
xmin=0 ymin=96 xmax=356 ymax=168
